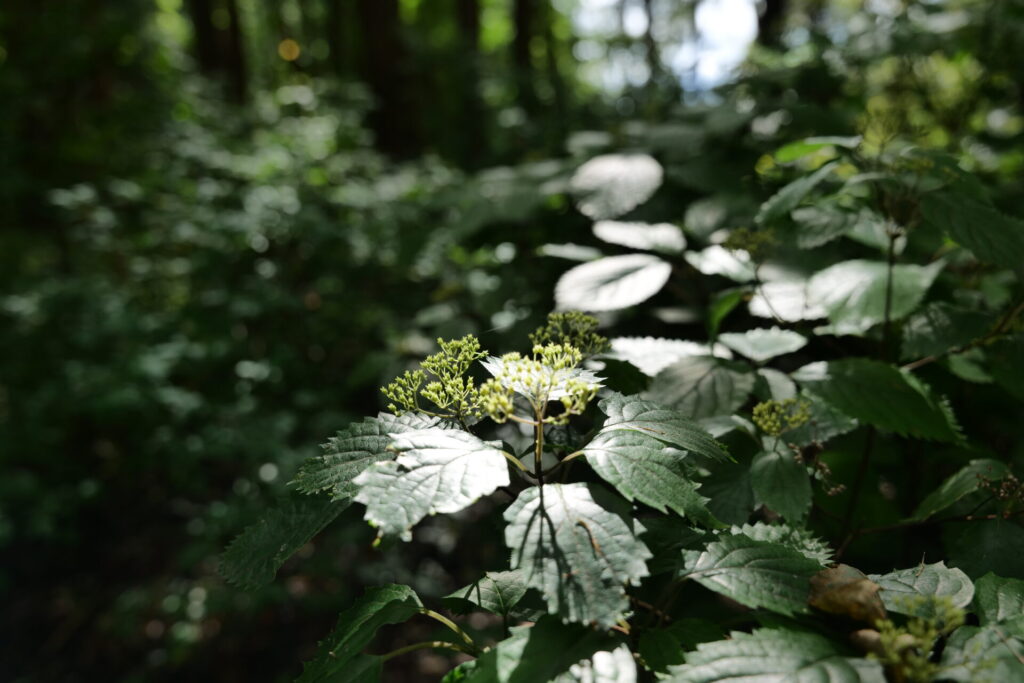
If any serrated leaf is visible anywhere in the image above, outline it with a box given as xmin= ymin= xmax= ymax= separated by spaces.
xmin=756 ymin=161 xmax=839 ymax=225
xmin=555 ymin=254 xmax=672 ymax=312
xmin=592 ymin=220 xmax=685 ymax=253
xmin=750 ymin=449 xmax=811 ymax=522
xmin=296 ymin=584 xmax=422 ymax=683
xmin=645 ymin=356 xmax=756 ymax=420
xmin=795 ymin=359 xmax=961 ymax=442
xmin=555 ymin=644 xmax=637 ymax=683
xmin=597 ymin=393 xmax=729 ymax=462
xmin=782 ymin=389 xmax=858 ymax=447
xmin=940 ymin=621 xmax=1024 ymax=683
xmin=444 ymin=570 xmax=529 ymax=616
xmin=807 ymin=259 xmax=943 ymax=336
xmin=504 ymin=483 xmax=651 ymax=627
xmin=583 ymin=429 xmax=718 ymax=526
xmin=921 ymin=192 xmax=1024 ymax=272
xmin=900 ymin=302 xmax=993 ymax=361
xmin=681 ymin=533 xmax=824 ymax=615
xmin=570 ymin=153 xmax=664 ymax=220
xmin=975 ymin=573 xmax=1024 ymax=625
xmin=458 ymin=617 xmax=618 ymax=683
xmin=945 ymin=519 xmax=1024 ymax=580
xmin=733 ymin=523 xmax=833 ymax=564
xmin=353 ymin=429 xmax=511 ymax=540
xmin=698 ymin=457 xmax=755 ymax=526
xmin=719 ymin=327 xmax=807 ymax=363
xmin=293 ymin=413 xmax=449 ymax=499
xmin=604 ymin=337 xmax=729 ymax=377
xmin=684 ymin=245 xmax=756 ymax=282
xmin=869 ymin=562 xmax=975 ymax=616
xmin=911 ymin=459 xmax=1009 ymax=521
xmin=666 ymin=628 xmax=886 ymax=682
xmin=774 ymin=136 xmax=861 ymax=163
xmin=220 ymin=497 xmax=349 ymax=590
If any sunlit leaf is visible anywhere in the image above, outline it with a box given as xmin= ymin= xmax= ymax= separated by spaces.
xmin=444 ymin=570 xmax=530 ymax=616
xmin=603 ymin=337 xmax=729 ymax=377
xmin=555 ymin=254 xmax=672 ymax=312
xmin=570 ymin=153 xmax=664 ymax=219
xmin=869 ymin=562 xmax=975 ymax=615
xmin=718 ymin=327 xmax=807 ymax=363
xmin=592 ymin=220 xmax=685 ymax=253
xmin=684 ymin=245 xmax=756 ymax=283
xmin=597 ymin=392 xmax=730 ymax=462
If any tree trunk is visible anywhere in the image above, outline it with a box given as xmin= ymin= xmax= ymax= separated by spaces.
xmin=455 ymin=0 xmax=485 ymax=167
xmin=356 ymin=0 xmax=420 ymax=157
xmin=512 ymin=0 xmax=538 ymax=116
xmin=758 ymin=0 xmax=788 ymax=48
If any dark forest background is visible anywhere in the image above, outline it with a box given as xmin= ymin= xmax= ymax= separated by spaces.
xmin=3 ymin=1 xmax=1024 ymax=681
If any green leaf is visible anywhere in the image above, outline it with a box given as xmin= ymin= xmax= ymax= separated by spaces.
xmin=220 ymin=497 xmax=350 ymax=590
xmin=604 ymin=336 xmax=722 ymax=377
xmin=555 ymin=254 xmax=672 ymax=312
xmin=940 ymin=620 xmax=1024 ymax=683
xmin=444 ymin=570 xmax=529 ymax=616
xmin=774 ymin=136 xmax=861 ymax=163
xmin=681 ymin=533 xmax=824 ymax=615
xmin=911 ymin=459 xmax=1009 ymax=521
xmin=755 ymin=367 xmax=798 ymax=400
xmin=293 ymin=413 xmax=450 ymax=499
xmin=504 ymin=483 xmax=651 ymax=627
xmin=718 ymin=327 xmax=807 ymax=363
xmin=732 ymin=522 xmax=833 ymax=564
xmin=756 ymin=161 xmax=838 ymax=225
xmin=921 ymin=192 xmax=1024 ymax=272
xmin=945 ymin=520 xmax=1024 ymax=580
xmin=458 ymin=617 xmax=618 ymax=683
xmin=554 ymin=644 xmax=637 ymax=682
xmin=698 ymin=457 xmax=755 ymax=526
xmin=869 ymin=562 xmax=975 ymax=615
xmin=582 ymin=429 xmax=718 ymax=527
xmin=592 ymin=220 xmax=685 ymax=253
xmin=645 ymin=356 xmax=756 ymax=420
xmin=974 ymin=573 xmax=1024 ymax=625
xmin=749 ymin=279 xmax=826 ymax=322
xmin=790 ymin=203 xmax=862 ymax=249
xmin=570 ymin=153 xmax=664 ymax=220
xmin=639 ymin=630 xmax=686 ymax=673
xmin=684 ymin=245 xmax=756 ymax=283
xmin=707 ymin=288 xmax=747 ymax=339
xmin=353 ymin=428 xmax=511 ymax=540
xmin=296 ymin=584 xmax=422 ymax=683
xmin=750 ymin=448 xmax=811 ymax=522
xmin=782 ymin=390 xmax=859 ymax=447
xmin=795 ymin=359 xmax=961 ymax=442
xmin=988 ymin=334 xmax=1024 ymax=401
xmin=666 ymin=628 xmax=885 ymax=682
xmin=807 ymin=259 xmax=943 ymax=336
xmin=597 ymin=393 xmax=730 ymax=462
xmin=900 ymin=302 xmax=993 ymax=361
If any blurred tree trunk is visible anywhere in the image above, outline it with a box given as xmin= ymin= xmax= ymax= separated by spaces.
xmin=356 ymin=0 xmax=420 ymax=157
xmin=758 ymin=0 xmax=788 ymax=47
xmin=513 ymin=0 xmax=538 ymax=116
xmin=185 ymin=0 xmax=247 ymax=102
xmin=327 ymin=0 xmax=357 ymax=78
xmin=455 ymin=0 xmax=485 ymax=167
xmin=541 ymin=2 xmax=568 ymax=149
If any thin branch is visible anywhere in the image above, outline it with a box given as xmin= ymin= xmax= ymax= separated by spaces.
xmin=378 ymin=640 xmax=473 ymax=663
xmin=420 ymin=609 xmax=480 ymax=654
xmin=903 ymin=297 xmax=1024 ymax=372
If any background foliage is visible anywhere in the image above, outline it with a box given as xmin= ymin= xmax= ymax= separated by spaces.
xmin=3 ymin=0 xmax=1024 ymax=681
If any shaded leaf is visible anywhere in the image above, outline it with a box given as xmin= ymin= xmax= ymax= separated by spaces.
xmin=774 ymin=136 xmax=861 ymax=164
xmin=921 ymin=193 xmax=1024 ymax=272
xmin=795 ymin=359 xmax=961 ymax=442
xmin=790 ymin=203 xmax=861 ymax=249
xmin=975 ymin=573 xmax=1024 ymax=625
xmin=945 ymin=520 xmax=1024 ymax=580
xmin=597 ymin=392 xmax=730 ymax=462
xmin=583 ymin=429 xmax=718 ymax=526
xmin=750 ymin=449 xmax=811 ymax=522
xmin=756 ymin=161 xmax=838 ymax=225
xmin=646 ymin=356 xmax=756 ymax=420
xmin=353 ymin=429 xmax=511 ymax=540
xmin=911 ymin=459 xmax=1009 ymax=521
xmin=666 ymin=628 xmax=885 ymax=682
xmin=444 ymin=570 xmax=529 ymax=616
xmin=296 ymin=585 xmax=422 ymax=683
xmin=940 ymin=620 xmax=1024 ymax=683
xmin=220 ymin=497 xmax=350 ymax=590
xmin=555 ymin=254 xmax=672 ymax=312
xmin=504 ymin=483 xmax=651 ymax=627
xmin=900 ymin=302 xmax=993 ymax=361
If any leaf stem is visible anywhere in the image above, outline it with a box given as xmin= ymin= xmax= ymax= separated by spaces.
xmin=420 ymin=609 xmax=480 ymax=654
xmin=378 ymin=640 xmax=473 ymax=663
xmin=500 ymin=451 xmax=530 ymax=473
xmin=540 ymin=450 xmax=586 ymax=478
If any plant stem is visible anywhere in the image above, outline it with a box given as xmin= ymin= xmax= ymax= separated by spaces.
xmin=420 ymin=609 xmax=480 ymax=653
xmin=379 ymin=640 xmax=472 ymax=663
xmin=500 ymin=451 xmax=530 ymax=472
xmin=533 ymin=402 xmax=546 ymax=486
xmin=882 ymin=228 xmax=898 ymax=362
